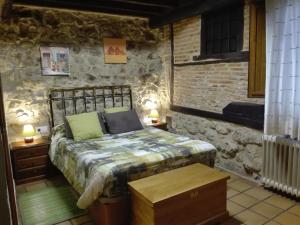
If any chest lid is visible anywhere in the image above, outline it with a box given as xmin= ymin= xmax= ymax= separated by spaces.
xmin=128 ymin=163 xmax=229 ymax=207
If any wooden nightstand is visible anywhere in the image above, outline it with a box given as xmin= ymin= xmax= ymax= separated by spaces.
xmin=10 ymin=138 xmax=57 ymax=184
xmin=151 ymin=122 xmax=168 ymax=131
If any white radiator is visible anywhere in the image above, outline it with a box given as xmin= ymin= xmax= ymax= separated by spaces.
xmin=262 ymin=135 xmax=300 ymax=197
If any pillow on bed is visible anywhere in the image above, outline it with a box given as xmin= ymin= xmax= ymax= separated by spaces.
xmin=64 ymin=113 xmax=107 ymax=139
xmin=104 ymin=106 xmax=129 ymax=114
xmin=97 ymin=113 xmax=109 ymax=134
xmin=66 ymin=112 xmax=104 ymax=141
xmin=105 ymin=110 xmax=143 ymax=134
xmin=63 ymin=116 xmax=74 ymax=139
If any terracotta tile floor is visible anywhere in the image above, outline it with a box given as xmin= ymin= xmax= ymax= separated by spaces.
xmin=16 ymin=169 xmax=300 ymax=225
xmin=221 ymin=169 xmax=299 ymax=225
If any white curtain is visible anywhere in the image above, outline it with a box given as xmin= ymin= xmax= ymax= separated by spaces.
xmin=265 ymin=0 xmax=300 ymax=140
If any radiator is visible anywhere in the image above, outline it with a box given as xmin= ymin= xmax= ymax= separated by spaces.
xmin=262 ymin=135 xmax=300 ymax=197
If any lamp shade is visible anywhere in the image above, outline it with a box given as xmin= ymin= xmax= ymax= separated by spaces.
xmin=22 ymin=124 xmax=35 ymax=137
xmin=145 ymin=100 xmax=156 ymax=110
xmin=149 ymin=109 xmax=159 ymax=119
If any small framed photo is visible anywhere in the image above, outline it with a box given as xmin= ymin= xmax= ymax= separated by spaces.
xmin=104 ymin=38 xmax=127 ymax=64
xmin=40 ymin=47 xmax=70 ymax=76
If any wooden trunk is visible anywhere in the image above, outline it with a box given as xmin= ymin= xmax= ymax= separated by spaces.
xmin=128 ymin=164 xmax=229 ymax=225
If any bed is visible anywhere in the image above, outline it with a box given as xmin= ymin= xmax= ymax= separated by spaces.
xmin=48 ymin=85 xmax=217 ymax=225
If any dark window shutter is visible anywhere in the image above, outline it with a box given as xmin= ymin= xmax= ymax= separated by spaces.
xmin=248 ymin=1 xmax=266 ymax=98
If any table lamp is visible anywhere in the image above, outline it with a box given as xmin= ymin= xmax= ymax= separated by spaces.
xmin=22 ymin=124 xmax=35 ymax=143
xmin=149 ymin=109 xmax=159 ymax=124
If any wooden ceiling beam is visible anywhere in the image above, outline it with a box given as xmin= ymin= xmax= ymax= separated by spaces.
xmin=14 ymin=0 xmax=164 ymax=17
xmin=11 ymin=0 xmax=245 ymax=27
xmin=0 ymin=0 xmax=12 ymax=20
xmin=149 ymin=0 xmax=243 ymax=28
xmin=111 ymin=0 xmax=176 ymax=9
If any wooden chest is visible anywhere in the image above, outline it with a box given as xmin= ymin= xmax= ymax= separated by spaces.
xmin=10 ymin=138 xmax=58 ymax=184
xmin=128 ymin=164 xmax=229 ymax=225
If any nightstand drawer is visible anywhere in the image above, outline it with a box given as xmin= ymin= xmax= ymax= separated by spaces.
xmin=16 ymin=156 xmax=49 ymax=170
xmin=15 ymin=146 xmax=48 ymax=159
xmin=16 ymin=166 xmax=47 ymax=179
xmin=11 ymin=138 xmax=58 ymax=184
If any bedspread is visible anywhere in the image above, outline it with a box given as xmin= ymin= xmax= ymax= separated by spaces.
xmin=49 ymin=125 xmax=216 ymax=209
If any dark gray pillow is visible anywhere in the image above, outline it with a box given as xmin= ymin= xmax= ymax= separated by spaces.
xmin=63 ymin=116 xmax=73 ymax=139
xmin=105 ymin=110 xmax=143 ymax=134
xmin=63 ymin=112 xmax=107 ymax=139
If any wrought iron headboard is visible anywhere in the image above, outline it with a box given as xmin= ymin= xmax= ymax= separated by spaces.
xmin=49 ymin=85 xmax=133 ymax=127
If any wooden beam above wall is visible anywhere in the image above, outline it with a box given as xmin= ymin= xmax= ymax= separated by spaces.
xmin=111 ymin=0 xmax=176 ymax=9
xmin=13 ymin=0 xmax=174 ymax=18
xmin=149 ymin=0 xmax=243 ymax=28
xmin=171 ymin=105 xmax=264 ymax=130
xmin=0 ymin=0 xmax=12 ymax=20
xmin=11 ymin=0 xmax=244 ymax=27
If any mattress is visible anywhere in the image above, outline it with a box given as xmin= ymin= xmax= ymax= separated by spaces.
xmin=49 ymin=125 xmax=217 ymax=209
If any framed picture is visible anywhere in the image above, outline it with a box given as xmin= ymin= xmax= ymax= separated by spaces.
xmin=40 ymin=47 xmax=70 ymax=76
xmin=103 ymin=38 xmax=127 ymax=64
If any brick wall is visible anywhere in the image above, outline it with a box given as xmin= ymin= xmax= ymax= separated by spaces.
xmin=173 ymin=17 xmax=200 ymax=63
xmin=172 ymin=0 xmax=264 ymax=113
xmin=174 ymin=62 xmax=261 ymax=113
xmin=170 ymin=0 xmax=265 ymax=179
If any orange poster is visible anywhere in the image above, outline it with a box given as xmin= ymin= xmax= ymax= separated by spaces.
xmin=104 ymin=38 xmax=127 ymax=64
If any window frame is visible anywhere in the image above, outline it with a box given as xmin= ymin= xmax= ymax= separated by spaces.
xmin=200 ymin=3 xmax=244 ymax=59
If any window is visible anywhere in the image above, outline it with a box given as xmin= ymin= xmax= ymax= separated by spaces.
xmin=248 ymin=0 xmax=266 ymax=97
xmin=201 ymin=4 xmax=244 ymax=57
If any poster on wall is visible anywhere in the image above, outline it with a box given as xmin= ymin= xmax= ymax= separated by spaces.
xmin=103 ymin=38 xmax=127 ymax=64
xmin=40 ymin=47 xmax=70 ymax=76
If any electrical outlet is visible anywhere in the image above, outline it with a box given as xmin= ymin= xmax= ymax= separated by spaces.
xmin=36 ymin=126 xmax=49 ymax=136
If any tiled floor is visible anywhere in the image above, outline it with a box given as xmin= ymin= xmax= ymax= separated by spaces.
xmin=222 ymin=171 xmax=300 ymax=225
xmin=16 ymin=170 xmax=300 ymax=225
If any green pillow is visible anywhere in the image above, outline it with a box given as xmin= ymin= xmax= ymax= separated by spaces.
xmin=66 ymin=112 xmax=104 ymax=141
xmin=104 ymin=106 xmax=129 ymax=114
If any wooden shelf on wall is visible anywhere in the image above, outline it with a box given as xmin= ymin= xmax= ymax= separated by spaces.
xmin=171 ymin=105 xmax=264 ymax=130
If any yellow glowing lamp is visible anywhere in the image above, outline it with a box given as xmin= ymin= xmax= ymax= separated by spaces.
xmin=149 ymin=109 xmax=159 ymax=124
xmin=22 ymin=124 xmax=36 ymax=143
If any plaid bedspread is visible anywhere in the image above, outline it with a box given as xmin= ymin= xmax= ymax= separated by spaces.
xmin=49 ymin=125 xmax=216 ymax=209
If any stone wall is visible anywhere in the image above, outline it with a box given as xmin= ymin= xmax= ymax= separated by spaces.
xmin=170 ymin=0 xmax=265 ymax=179
xmin=0 ymin=3 xmax=265 ymax=179
xmin=171 ymin=112 xmax=263 ymax=180
xmin=0 ymin=6 xmax=170 ymax=141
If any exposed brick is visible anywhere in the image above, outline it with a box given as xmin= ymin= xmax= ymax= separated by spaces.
xmin=172 ymin=0 xmax=264 ymax=112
